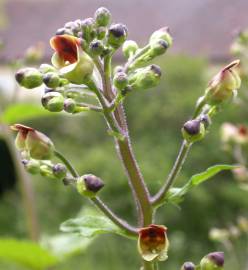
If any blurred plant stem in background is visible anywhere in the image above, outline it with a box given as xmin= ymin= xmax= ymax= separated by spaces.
xmin=0 ymin=124 xmax=40 ymax=241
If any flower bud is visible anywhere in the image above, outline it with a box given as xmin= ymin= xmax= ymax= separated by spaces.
xmin=52 ymin=163 xmax=67 ymax=180
xmin=150 ymin=39 xmax=169 ymax=56
xmin=200 ymin=252 xmax=224 ymax=270
xmin=22 ymin=159 xmax=40 ymax=174
xmin=40 ymin=164 xmax=55 ymax=179
xmin=64 ymin=98 xmax=76 ymax=113
xmin=56 ymin=27 xmax=74 ymax=36
xmin=182 ymin=119 xmax=205 ymax=143
xmin=15 ymin=68 xmax=43 ymax=89
xmin=128 ymin=64 xmax=161 ymax=90
xmin=39 ymin=64 xmax=56 ymax=74
xmin=205 ymin=60 xmax=241 ymax=105
xmin=107 ymin=23 xmax=128 ymax=49
xmin=149 ymin=27 xmax=173 ymax=48
xmin=81 ymin=18 xmax=96 ymax=41
xmin=76 ymin=174 xmax=104 ymax=198
xmin=113 ymin=72 xmax=128 ymax=90
xmin=94 ymin=7 xmax=111 ymax=27
xmin=41 ymin=92 xmax=64 ymax=112
xmin=12 ymin=124 xmax=55 ymax=160
xmin=122 ymin=40 xmax=139 ymax=58
xmin=43 ymin=72 xmax=60 ymax=88
xmin=25 ymin=130 xmax=55 ymax=160
xmin=181 ymin=262 xmax=196 ymax=270
xmin=138 ymin=224 xmax=169 ymax=262
xmin=89 ymin=40 xmax=104 ymax=56
xmin=114 ymin=65 xmax=124 ymax=74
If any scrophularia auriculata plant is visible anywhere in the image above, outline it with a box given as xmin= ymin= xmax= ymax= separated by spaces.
xmin=13 ymin=7 xmax=242 ymax=270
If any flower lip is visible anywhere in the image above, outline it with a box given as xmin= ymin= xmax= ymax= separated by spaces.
xmin=138 ymin=224 xmax=169 ymax=262
xmin=11 ymin=124 xmax=34 ymax=133
xmin=50 ymin=35 xmax=81 ymax=64
xmin=222 ymin=59 xmax=240 ymax=72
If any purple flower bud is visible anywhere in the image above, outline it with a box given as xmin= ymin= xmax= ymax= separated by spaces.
xmin=83 ymin=174 xmax=104 ymax=193
xmin=181 ymin=262 xmax=195 ymax=270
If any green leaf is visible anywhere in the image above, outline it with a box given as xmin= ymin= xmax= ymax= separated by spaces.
xmin=60 ymin=215 xmax=127 ymax=238
xmin=189 ymin=164 xmax=238 ymax=186
xmin=1 ymin=103 xmax=53 ymax=124
xmin=167 ymin=164 xmax=238 ymax=203
xmin=41 ymin=233 xmax=94 ymax=259
xmin=0 ymin=238 xmax=58 ymax=270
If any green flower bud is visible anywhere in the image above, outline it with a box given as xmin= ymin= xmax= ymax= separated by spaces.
xmin=205 ymin=60 xmax=241 ymax=105
xmin=52 ymin=163 xmax=67 ymax=180
xmin=128 ymin=64 xmax=161 ymax=90
xmin=81 ymin=18 xmax=96 ymax=41
xmin=181 ymin=262 xmax=195 ymax=270
xmin=40 ymin=164 xmax=55 ymax=179
xmin=107 ymin=24 xmax=128 ymax=49
xmin=149 ymin=27 xmax=173 ymax=47
xmin=41 ymin=92 xmax=64 ymax=112
xmin=122 ymin=40 xmax=139 ymax=58
xmin=182 ymin=119 xmax=205 ymax=143
xmin=15 ymin=68 xmax=43 ymax=89
xmin=150 ymin=39 xmax=168 ymax=56
xmin=96 ymin=26 xmax=106 ymax=40
xmin=22 ymin=159 xmax=40 ymax=174
xmin=113 ymin=72 xmax=128 ymax=90
xmin=11 ymin=124 xmax=55 ymax=160
xmin=89 ymin=40 xmax=104 ymax=56
xmin=39 ymin=64 xmax=56 ymax=74
xmin=25 ymin=129 xmax=55 ymax=160
xmin=43 ymin=72 xmax=60 ymax=88
xmin=64 ymin=98 xmax=76 ymax=113
xmin=200 ymin=252 xmax=224 ymax=270
xmin=94 ymin=7 xmax=111 ymax=27
xmin=77 ymin=174 xmax=104 ymax=198
xmin=47 ymin=96 xmax=64 ymax=112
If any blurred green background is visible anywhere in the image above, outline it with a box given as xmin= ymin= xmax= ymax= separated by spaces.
xmin=0 ymin=1 xmax=248 ymax=270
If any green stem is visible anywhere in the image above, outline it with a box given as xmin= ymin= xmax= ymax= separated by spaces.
xmin=151 ymin=140 xmax=191 ymax=207
xmin=54 ymin=150 xmax=137 ymax=236
xmin=54 ymin=150 xmax=79 ymax=177
xmin=143 ymin=261 xmax=155 ymax=270
xmin=91 ymin=75 xmax=152 ymax=226
xmin=124 ymin=44 xmax=151 ymax=72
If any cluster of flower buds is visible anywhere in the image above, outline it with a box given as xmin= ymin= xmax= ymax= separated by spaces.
xmin=180 ymin=252 xmax=224 ymax=270
xmin=15 ymin=7 xmax=173 ymax=116
xmin=182 ymin=114 xmax=211 ymax=144
xmin=11 ymin=124 xmax=68 ymax=180
xmin=137 ymin=224 xmax=169 ymax=262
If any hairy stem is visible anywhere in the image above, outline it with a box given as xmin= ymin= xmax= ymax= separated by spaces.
xmin=92 ymin=66 xmax=153 ymax=226
xmin=54 ymin=150 xmax=137 ymax=236
xmin=151 ymin=140 xmax=191 ymax=206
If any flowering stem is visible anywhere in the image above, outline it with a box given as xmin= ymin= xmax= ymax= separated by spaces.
xmin=93 ymin=62 xmax=153 ymax=226
xmin=54 ymin=150 xmax=137 ymax=237
xmin=124 ymin=44 xmax=151 ymax=72
xmin=54 ymin=150 xmax=79 ymax=177
xmin=151 ymin=140 xmax=191 ymax=207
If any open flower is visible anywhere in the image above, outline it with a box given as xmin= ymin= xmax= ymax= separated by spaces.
xmin=11 ymin=124 xmax=55 ymax=160
xmin=50 ymin=35 xmax=94 ymax=84
xmin=205 ymin=60 xmax=241 ymax=104
xmin=138 ymin=224 xmax=169 ymax=262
